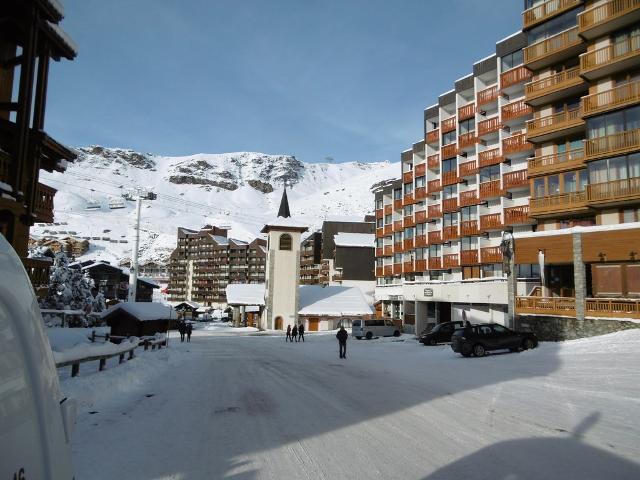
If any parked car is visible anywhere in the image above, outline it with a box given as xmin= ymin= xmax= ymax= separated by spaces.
xmin=0 ymin=235 xmax=76 ymax=479
xmin=352 ymin=319 xmax=401 ymax=340
xmin=419 ymin=321 xmax=464 ymax=345
xmin=451 ymin=323 xmax=538 ymax=357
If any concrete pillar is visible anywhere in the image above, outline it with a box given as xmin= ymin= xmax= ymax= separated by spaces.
xmin=507 ymin=253 xmax=517 ymax=329
xmin=415 ymin=301 xmax=428 ymax=336
xmin=573 ymin=233 xmax=586 ymax=321
xmin=240 ymin=305 xmax=246 ymax=327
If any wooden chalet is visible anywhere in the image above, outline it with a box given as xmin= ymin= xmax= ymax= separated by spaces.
xmin=77 ymin=261 xmax=158 ymax=303
xmin=101 ymin=302 xmax=176 ymax=338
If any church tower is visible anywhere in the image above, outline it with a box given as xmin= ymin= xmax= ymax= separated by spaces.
xmin=260 ymin=188 xmax=308 ymax=330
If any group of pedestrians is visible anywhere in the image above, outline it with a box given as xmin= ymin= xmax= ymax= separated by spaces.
xmin=286 ymin=323 xmax=305 ymax=342
xmin=178 ymin=321 xmax=192 ymax=343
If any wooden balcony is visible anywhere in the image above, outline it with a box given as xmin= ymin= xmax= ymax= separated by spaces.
xmin=584 ymin=128 xmax=640 ymax=160
xmin=426 ymin=129 xmax=440 ymax=144
xmin=587 ymin=177 xmax=640 ymax=205
xmin=383 ymin=224 xmax=393 ymax=235
xmin=403 ymin=171 xmax=413 ymax=182
xmin=393 ymin=264 xmax=403 ymax=275
xmin=394 ymin=242 xmax=403 ymax=253
xmin=528 ymin=147 xmax=585 ymax=177
xmin=523 ymin=0 xmax=582 ymax=29
xmin=415 ymin=186 xmax=427 ymax=200
xmin=31 ymin=182 xmax=56 ymax=223
xmin=376 ymin=227 xmax=384 ymax=238
xmin=442 ymin=116 xmax=456 ymax=133
xmin=415 ymin=259 xmax=428 ymax=271
xmin=460 ymin=219 xmax=479 ymax=236
xmin=458 ymin=132 xmax=477 ymax=149
xmin=427 ymin=179 xmax=442 ymax=193
xmin=403 ymin=261 xmax=415 ymax=273
xmin=516 ymin=296 xmax=576 ymax=316
xmin=457 ymin=160 xmax=477 ymax=178
xmin=460 ymin=250 xmax=479 ymax=265
xmin=393 ymin=220 xmax=403 ymax=232
xmin=384 ymin=265 xmax=393 ymax=276
xmin=458 ymin=103 xmax=476 ymax=121
xmin=403 ymin=193 xmax=414 ymax=205
xmin=480 ymin=213 xmax=503 ymax=231
xmin=529 ymin=191 xmax=589 ymax=217
xmin=443 ymin=254 xmax=459 ymax=269
xmin=428 ymin=257 xmax=443 ymax=270
xmin=526 ymin=107 xmax=584 ymax=142
xmin=415 ymin=163 xmax=426 ymax=176
xmin=428 ymin=231 xmax=442 ymax=244
xmin=415 ymin=210 xmax=427 ymax=223
xmin=503 ymin=169 xmax=528 ymax=190
xmin=478 ymin=148 xmax=503 ymax=168
xmin=384 ymin=204 xmax=392 ymax=215
xmin=503 ymin=133 xmax=534 ymax=156
xmin=428 ymin=204 xmax=442 ymax=218
xmin=21 ymin=257 xmax=52 ymax=289
xmin=479 ymin=180 xmax=502 ymax=199
xmin=442 ymin=170 xmax=458 ymax=186
xmin=500 ymin=65 xmax=532 ymax=90
xmin=524 ymin=26 xmax=583 ymax=70
xmin=501 ymin=100 xmax=533 ymax=122
xmin=443 ymin=225 xmax=459 ymax=241
xmin=376 ymin=247 xmax=383 ymax=257
xmin=403 ymin=215 xmax=415 ymax=228
xmin=403 ymin=238 xmax=415 ymax=250
xmin=477 ymin=85 xmax=498 ymax=106
xmin=415 ymin=235 xmax=428 ymax=247
xmin=579 ymin=0 xmax=640 ymax=40
xmin=480 ymin=246 xmax=502 ymax=263
xmin=393 ymin=199 xmax=403 ymax=210
xmin=504 ymin=205 xmax=532 ymax=225
xmin=479 ymin=118 xmax=501 ymax=138
xmin=524 ymin=67 xmax=585 ymax=106
xmin=427 ymin=154 xmax=440 ymax=169
xmin=375 ymin=209 xmax=384 ymax=219
xmin=376 ymin=266 xmax=384 ymax=277
xmin=441 ymin=143 xmax=458 ymax=159
xmin=459 ymin=189 xmax=480 ymax=206
xmin=442 ymin=197 xmax=458 ymax=212
xmin=586 ymin=298 xmax=640 ymax=319
xmin=580 ymin=33 xmax=640 ymax=80
xmin=582 ymin=80 xmax=640 ymax=117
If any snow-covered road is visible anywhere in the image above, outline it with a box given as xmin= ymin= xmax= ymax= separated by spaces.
xmin=66 ymin=328 xmax=640 ymax=479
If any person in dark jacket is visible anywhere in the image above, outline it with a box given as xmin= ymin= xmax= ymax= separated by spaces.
xmin=186 ymin=322 xmax=193 ymax=342
xmin=292 ymin=324 xmax=298 ymax=342
xmin=336 ymin=326 xmax=348 ymax=358
xmin=178 ymin=321 xmax=186 ymax=342
xmin=286 ymin=325 xmax=292 ymax=342
xmin=298 ymin=322 xmax=305 ymax=342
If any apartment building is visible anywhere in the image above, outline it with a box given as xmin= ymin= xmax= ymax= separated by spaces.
xmin=375 ymin=0 xmax=640 ymax=336
xmin=300 ymin=231 xmax=322 ymax=285
xmin=167 ymin=226 xmax=266 ymax=307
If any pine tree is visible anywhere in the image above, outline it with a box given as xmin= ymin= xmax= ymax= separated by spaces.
xmin=40 ymin=251 xmax=95 ymax=313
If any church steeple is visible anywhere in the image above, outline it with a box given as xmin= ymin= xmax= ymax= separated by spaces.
xmin=277 ymin=186 xmax=291 ymax=218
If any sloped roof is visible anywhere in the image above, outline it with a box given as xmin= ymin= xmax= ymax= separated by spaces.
xmin=333 ymin=232 xmax=375 ymax=248
xmin=101 ymin=302 xmax=175 ymax=321
xmin=298 ymin=285 xmax=372 ymax=316
xmin=225 ymin=283 xmax=265 ymax=306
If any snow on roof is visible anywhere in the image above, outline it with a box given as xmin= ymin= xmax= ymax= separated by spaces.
xmin=45 ymin=21 xmax=78 ymax=56
xmin=101 ymin=302 xmax=175 ymax=321
xmin=473 ymin=53 xmax=496 ymax=65
xmin=513 ymin=221 xmax=640 ymax=239
xmin=298 ymin=285 xmax=373 ymax=316
xmin=454 ymin=73 xmax=473 ymax=83
xmin=230 ymin=238 xmax=248 ymax=245
xmin=439 ymin=88 xmax=455 ymax=96
xmin=138 ymin=277 xmax=160 ymax=288
xmin=496 ymin=30 xmax=523 ymax=44
xmin=334 ymin=232 xmax=375 ymax=248
xmin=225 ymin=284 xmax=265 ymax=306
xmin=209 ymin=234 xmax=229 ymax=245
xmin=175 ymin=300 xmax=201 ymax=309
xmin=261 ymin=216 xmax=308 ymax=232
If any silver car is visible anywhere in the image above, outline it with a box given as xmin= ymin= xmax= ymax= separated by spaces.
xmin=352 ymin=319 xmax=401 ymax=340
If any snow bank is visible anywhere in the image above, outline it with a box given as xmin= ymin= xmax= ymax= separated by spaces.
xmin=225 ymin=283 xmax=265 ymax=306
xmin=52 ymin=337 xmax=140 ymax=365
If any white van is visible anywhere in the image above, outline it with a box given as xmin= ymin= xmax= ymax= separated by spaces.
xmin=352 ymin=318 xmax=401 ymax=340
xmin=0 ymin=235 xmax=75 ymax=479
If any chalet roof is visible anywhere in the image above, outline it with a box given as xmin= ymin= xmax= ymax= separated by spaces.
xmin=174 ymin=301 xmax=201 ymax=311
xmin=43 ymin=20 xmax=77 ymax=59
xmin=261 ymin=216 xmax=308 ymax=233
xmin=100 ymin=302 xmax=175 ymax=321
xmin=333 ymin=233 xmax=375 ymax=248
xmin=225 ymin=284 xmax=265 ymax=306
xmin=298 ymin=286 xmax=372 ymax=316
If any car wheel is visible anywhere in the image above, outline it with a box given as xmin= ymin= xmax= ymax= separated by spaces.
xmin=393 ymin=330 xmax=400 ymax=337
xmin=461 ymin=343 xmax=473 ymax=357
xmin=429 ymin=338 xmax=437 ymax=346
xmin=522 ymin=338 xmax=536 ymax=350
xmin=473 ymin=344 xmax=486 ymax=357
xmin=366 ymin=331 xmax=373 ymax=340
xmin=355 ymin=336 xmax=362 ymax=340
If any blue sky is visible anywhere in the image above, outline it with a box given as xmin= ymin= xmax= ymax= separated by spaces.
xmin=47 ymin=0 xmax=522 ymax=163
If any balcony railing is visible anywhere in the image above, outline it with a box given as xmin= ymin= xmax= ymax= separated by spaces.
xmin=404 ymin=238 xmax=415 ymax=250
xmin=458 ymin=132 xmax=477 ymax=149
xmin=480 ymin=246 xmax=502 ymax=263
xmin=525 ymin=66 xmax=583 ymax=103
xmin=587 ymin=177 xmax=640 ymax=204
xmin=523 ymin=0 xmax=582 ymax=29
xmin=579 ymin=0 xmax=640 ymax=36
xmin=442 ymin=170 xmax=458 ymax=186
xmin=428 ymin=257 xmax=443 ymax=270
xmin=404 ymin=215 xmax=415 ymax=228
xmin=375 ymin=266 xmax=384 ymax=277
xmin=459 ymin=219 xmax=479 ymax=237
xmin=428 ymin=204 xmax=442 ymax=218
xmin=376 ymin=227 xmax=384 ymax=238
xmin=516 ymin=296 xmax=576 ymax=316
xmin=415 ymin=210 xmax=427 ymax=223
xmin=403 ymin=193 xmax=414 ymax=205
xmin=443 ymin=225 xmax=459 ymax=241
xmin=478 ymin=117 xmax=501 ymax=137
xmin=403 ymin=261 xmax=415 ymax=273
xmin=584 ymin=128 xmax=640 ymax=160
xmin=458 ymin=103 xmax=476 ymax=121
xmin=459 ymin=160 xmax=478 ymax=177
xmin=526 ymin=107 xmax=583 ymax=139
xmin=383 ymin=265 xmax=393 ymax=276
xmin=427 ymin=154 xmax=440 ymax=169
xmin=459 ymin=189 xmax=480 ymax=206
xmin=394 ymin=199 xmax=403 ymax=210
xmin=415 ymin=259 xmax=427 ymax=271
xmin=393 ymin=220 xmax=403 ymax=232
xmin=442 ymin=143 xmax=457 ymax=159
xmin=586 ymin=298 xmax=640 ymax=318
xmin=415 ymin=186 xmax=427 ymax=200
xmin=529 ymin=191 xmax=588 ymax=216
xmin=394 ymin=242 xmax=403 ymax=253
xmin=393 ymin=264 xmax=402 ymax=275
xmin=442 ymin=197 xmax=458 ymax=212
xmin=415 ymin=235 xmax=428 ymax=247
xmin=375 ymin=209 xmax=383 ymax=219
xmin=503 ymin=169 xmax=528 ymax=189
xmin=479 ymin=179 xmax=502 ymax=199
xmin=21 ymin=257 xmax=52 ymax=288
xmin=383 ymin=225 xmax=393 ymax=235
xmin=580 ymin=34 xmax=640 ymax=75
xmin=384 ymin=204 xmax=392 ymax=214
xmin=582 ymin=80 xmax=640 ymax=117
xmin=480 ymin=213 xmax=502 ymax=231
xmin=524 ymin=26 xmax=581 ymax=66
xmin=501 ymin=100 xmax=533 ymax=121
xmin=528 ymin=147 xmax=584 ymax=176
xmin=504 ymin=205 xmax=531 ymax=225
xmin=442 ymin=116 xmax=456 ymax=133
xmin=428 ymin=231 xmax=442 ymax=244
xmin=375 ymin=247 xmax=383 ymax=257
xmin=443 ymin=254 xmax=459 ymax=269
xmin=478 ymin=148 xmax=503 ymax=168
xmin=460 ymin=250 xmax=479 ymax=265
xmin=415 ymin=163 xmax=426 ymax=176
xmin=403 ymin=171 xmax=413 ymax=182
xmin=426 ymin=129 xmax=440 ymax=144
xmin=427 ymin=179 xmax=442 ymax=193
xmin=503 ymin=133 xmax=533 ymax=155
xmin=500 ymin=65 xmax=532 ymax=90
xmin=33 ymin=183 xmax=57 ymax=223
xmin=477 ymin=85 xmax=499 ymax=106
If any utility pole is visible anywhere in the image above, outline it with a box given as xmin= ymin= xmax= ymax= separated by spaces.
xmin=128 ymin=189 xmax=154 ymax=302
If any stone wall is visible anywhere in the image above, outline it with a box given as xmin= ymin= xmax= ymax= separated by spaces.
xmin=515 ymin=315 xmax=640 ymax=341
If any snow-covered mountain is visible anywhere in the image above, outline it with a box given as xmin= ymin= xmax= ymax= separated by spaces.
xmin=33 ymin=146 xmax=398 ymax=266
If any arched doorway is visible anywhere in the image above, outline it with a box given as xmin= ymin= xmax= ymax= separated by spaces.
xmin=275 ymin=316 xmax=283 ymax=330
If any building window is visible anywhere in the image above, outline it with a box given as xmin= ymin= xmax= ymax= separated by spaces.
xmin=415 ymin=175 xmax=426 ymax=188
xmin=459 ymin=118 xmax=475 ymax=134
xmin=376 ymin=218 xmax=383 ymax=228
xmin=463 ymin=266 xmax=481 ymax=280
xmin=588 ymin=153 xmax=640 ymax=184
xmin=587 ymin=105 xmax=640 ymax=139
xmin=481 ymin=264 xmax=497 ymax=278
xmin=393 ymin=188 xmax=402 ymax=200
xmin=517 ymin=264 xmax=540 ymax=279
xmin=279 ymin=234 xmax=292 ymax=251
xmin=403 ymin=204 xmax=413 ymax=216
xmin=460 ymin=236 xmax=477 ymax=250
xmin=480 ymin=165 xmax=500 ymax=183
xmin=442 ymin=184 xmax=456 ymax=199
xmin=622 ymin=207 xmax=640 ymax=223
xmin=442 ymin=130 xmax=456 ymax=145
xmin=501 ymin=50 xmax=523 ymax=71
xmin=442 ymin=158 xmax=457 ymax=174
xmin=527 ymin=8 xmax=581 ymax=45
xmin=404 ymin=183 xmax=413 ymax=194
xmin=443 ymin=212 xmax=458 ymax=227
xmin=384 ymin=214 xmax=392 ymax=224
xmin=394 ymin=231 xmax=402 ymax=243
xmin=375 ymin=199 xmax=383 ymax=209
xmin=460 ymin=206 xmax=477 ymax=222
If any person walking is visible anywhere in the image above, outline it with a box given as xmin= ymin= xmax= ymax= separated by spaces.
xmin=292 ymin=324 xmax=298 ymax=342
xmin=186 ymin=322 xmax=193 ymax=343
xmin=298 ymin=322 xmax=305 ymax=342
xmin=178 ymin=321 xmax=186 ymax=342
xmin=286 ymin=325 xmax=292 ymax=342
xmin=336 ymin=326 xmax=348 ymax=359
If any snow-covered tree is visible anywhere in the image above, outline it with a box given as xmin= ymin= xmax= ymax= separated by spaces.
xmin=40 ymin=251 xmax=95 ymax=314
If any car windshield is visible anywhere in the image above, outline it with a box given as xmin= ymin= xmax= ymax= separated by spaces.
xmin=452 ymin=328 xmax=465 ymax=336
